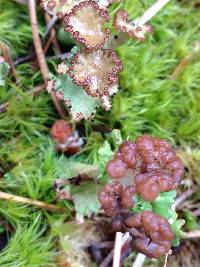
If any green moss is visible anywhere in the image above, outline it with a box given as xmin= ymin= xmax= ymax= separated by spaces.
xmin=90 ymin=0 xmax=200 ymax=146
xmin=0 ymin=215 xmax=56 ymax=267
xmin=0 ymin=0 xmax=200 ymax=265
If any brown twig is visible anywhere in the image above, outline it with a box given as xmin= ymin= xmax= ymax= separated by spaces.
xmin=184 ymin=230 xmax=200 ymax=239
xmin=43 ymin=33 xmax=56 ymax=55
xmin=30 ymin=83 xmax=46 ymax=96
xmin=171 ymin=42 xmax=200 ymax=80
xmin=193 ymin=208 xmax=200 ymax=217
xmin=90 ymin=241 xmax=114 ymax=249
xmin=44 ymin=14 xmax=61 ymax=55
xmin=174 ymin=188 xmax=197 ymax=209
xmin=0 ymin=190 xmax=65 ymax=212
xmin=0 ymin=42 xmax=19 ymax=83
xmin=44 ymin=15 xmax=58 ymax=40
xmin=28 ymin=0 xmax=66 ymax=118
xmin=14 ymin=16 xmax=59 ymax=66
xmin=13 ymin=53 xmax=35 ymax=66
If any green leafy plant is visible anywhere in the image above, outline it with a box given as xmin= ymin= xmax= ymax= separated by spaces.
xmin=1 ymin=0 xmax=200 ymax=266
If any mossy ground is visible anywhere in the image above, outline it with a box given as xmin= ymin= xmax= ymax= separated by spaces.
xmin=0 ymin=0 xmax=200 ymax=266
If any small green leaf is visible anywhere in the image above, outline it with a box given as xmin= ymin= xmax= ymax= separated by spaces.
xmin=71 ymin=181 xmax=102 ymax=216
xmin=46 ymin=214 xmax=71 ymax=236
xmin=98 ymin=140 xmax=114 ymax=179
xmin=151 ymin=190 xmax=176 ymax=219
xmin=184 ymin=210 xmax=200 ymax=230
xmin=111 ymin=129 xmax=122 ymax=146
xmin=57 ymin=157 xmax=99 ymax=179
xmin=171 ymin=218 xmax=185 ymax=246
xmin=132 ymin=195 xmax=152 ymax=213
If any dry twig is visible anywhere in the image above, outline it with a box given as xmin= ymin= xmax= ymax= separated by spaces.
xmin=184 ymin=230 xmax=200 ymax=239
xmin=100 ymin=232 xmax=131 ymax=267
xmin=193 ymin=208 xmax=200 ymax=217
xmin=113 ymin=232 xmax=123 ymax=267
xmin=0 ymin=190 xmax=65 ymax=212
xmin=44 ymin=14 xmax=61 ymax=55
xmin=171 ymin=42 xmax=200 ymax=79
xmin=28 ymin=0 xmax=66 ymax=118
xmin=0 ymin=43 xmax=19 ymax=83
xmin=174 ymin=188 xmax=197 ymax=209
xmin=132 ymin=253 xmax=146 ymax=267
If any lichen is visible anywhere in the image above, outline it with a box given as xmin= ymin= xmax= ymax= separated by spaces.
xmin=64 ymin=0 xmax=110 ymax=50
xmin=68 ymin=49 xmax=122 ymax=101
xmin=114 ymin=9 xmax=152 ymax=41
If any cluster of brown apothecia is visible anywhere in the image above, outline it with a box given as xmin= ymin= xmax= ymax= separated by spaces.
xmin=99 ymin=134 xmax=184 ymax=258
xmin=42 ymin=0 xmax=152 ymax=116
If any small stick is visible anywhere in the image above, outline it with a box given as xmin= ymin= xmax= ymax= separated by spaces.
xmin=184 ymin=230 xmax=200 ymax=239
xmin=134 ymin=0 xmax=171 ymax=27
xmin=28 ymin=0 xmax=49 ymax=81
xmin=28 ymin=0 xmax=66 ymax=118
xmin=163 ymin=251 xmax=171 ymax=267
xmin=132 ymin=253 xmax=146 ymax=267
xmin=100 ymin=232 xmax=131 ymax=267
xmin=0 ymin=43 xmax=19 ymax=83
xmin=44 ymin=15 xmax=58 ymax=40
xmin=113 ymin=232 xmax=123 ymax=267
xmin=14 ymin=17 xmax=59 ymax=67
xmin=0 ymin=190 xmax=65 ymax=212
xmin=44 ymin=14 xmax=61 ymax=55
xmin=13 ymin=53 xmax=35 ymax=66
xmin=193 ymin=208 xmax=200 ymax=217
xmin=29 ymin=83 xmax=45 ymax=96
xmin=171 ymin=42 xmax=200 ymax=79
xmin=90 ymin=241 xmax=114 ymax=249
xmin=174 ymin=188 xmax=197 ymax=209
xmin=43 ymin=32 xmax=56 ymax=54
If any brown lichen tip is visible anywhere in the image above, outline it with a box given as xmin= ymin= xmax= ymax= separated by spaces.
xmin=114 ymin=9 xmax=152 ymax=41
xmin=68 ymin=49 xmax=123 ymax=99
xmin=106 ymin=135 xmax=184 ymax=201
xmin=41 ymin=0 xmax=83 ymax=18
xmin=64 ymin=0 xmax=111 ymax=50
xmin=125 ymin=211 xmax=174 ymax=259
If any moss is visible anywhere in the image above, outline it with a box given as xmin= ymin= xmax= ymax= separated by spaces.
xmin=0 ymin=0 xmax=200 ymax=265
